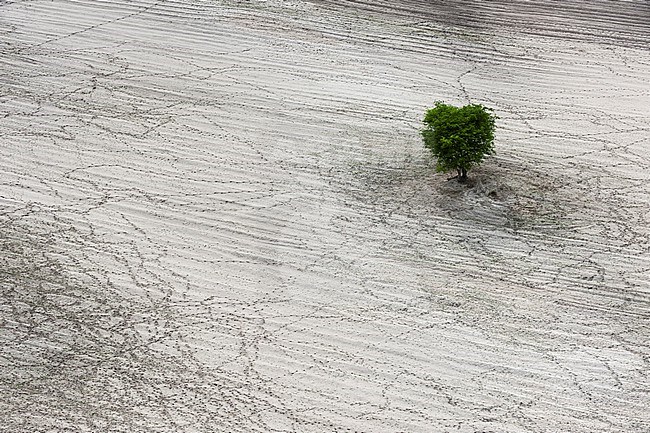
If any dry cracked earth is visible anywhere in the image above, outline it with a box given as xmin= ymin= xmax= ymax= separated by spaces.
xmin=1 ymin=0 xmax=649 ymax=432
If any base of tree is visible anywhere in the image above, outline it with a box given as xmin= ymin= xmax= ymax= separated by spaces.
xmin=446 ymin=174 xmax=468 ymax=183
xmin=456 ymin=168 xmax=467 ymax=183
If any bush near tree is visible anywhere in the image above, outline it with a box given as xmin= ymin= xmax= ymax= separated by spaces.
xmin=421 ymin=102 xmax=497 ymax=182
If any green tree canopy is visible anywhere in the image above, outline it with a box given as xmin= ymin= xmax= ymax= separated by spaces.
xmin=421 ymin=102 xmax=497 ymax=182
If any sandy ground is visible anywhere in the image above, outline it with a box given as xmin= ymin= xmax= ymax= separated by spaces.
xmin=1 ymin=0 xmax=649 ymax=432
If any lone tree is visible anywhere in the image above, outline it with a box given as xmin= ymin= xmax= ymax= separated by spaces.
xmin=421 ymin=101 xmax=497 ymax=182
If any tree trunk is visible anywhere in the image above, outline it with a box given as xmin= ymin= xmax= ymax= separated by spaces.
xmin=458 ymin=167 xmax=468 ymax=182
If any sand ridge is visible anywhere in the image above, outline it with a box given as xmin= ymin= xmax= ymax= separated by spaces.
xmin=1 ymin=0 xmax=649 ymax=432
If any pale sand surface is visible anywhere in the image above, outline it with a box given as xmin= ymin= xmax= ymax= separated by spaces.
xmin=1 ymin=0 xmax=649 ymax=432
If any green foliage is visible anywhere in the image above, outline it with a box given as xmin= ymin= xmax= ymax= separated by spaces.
xmin=421 ymin=101 xmax=497 ymax=181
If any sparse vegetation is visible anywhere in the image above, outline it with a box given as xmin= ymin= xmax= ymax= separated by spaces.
xmin=421 ymin=102 xmax=497 ymax=182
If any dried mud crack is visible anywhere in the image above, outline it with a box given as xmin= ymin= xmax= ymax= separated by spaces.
xmin=1 ymin=0 xmax=649 ymax=432
xmin=0 ymin=210 xmax=303 ymax=432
